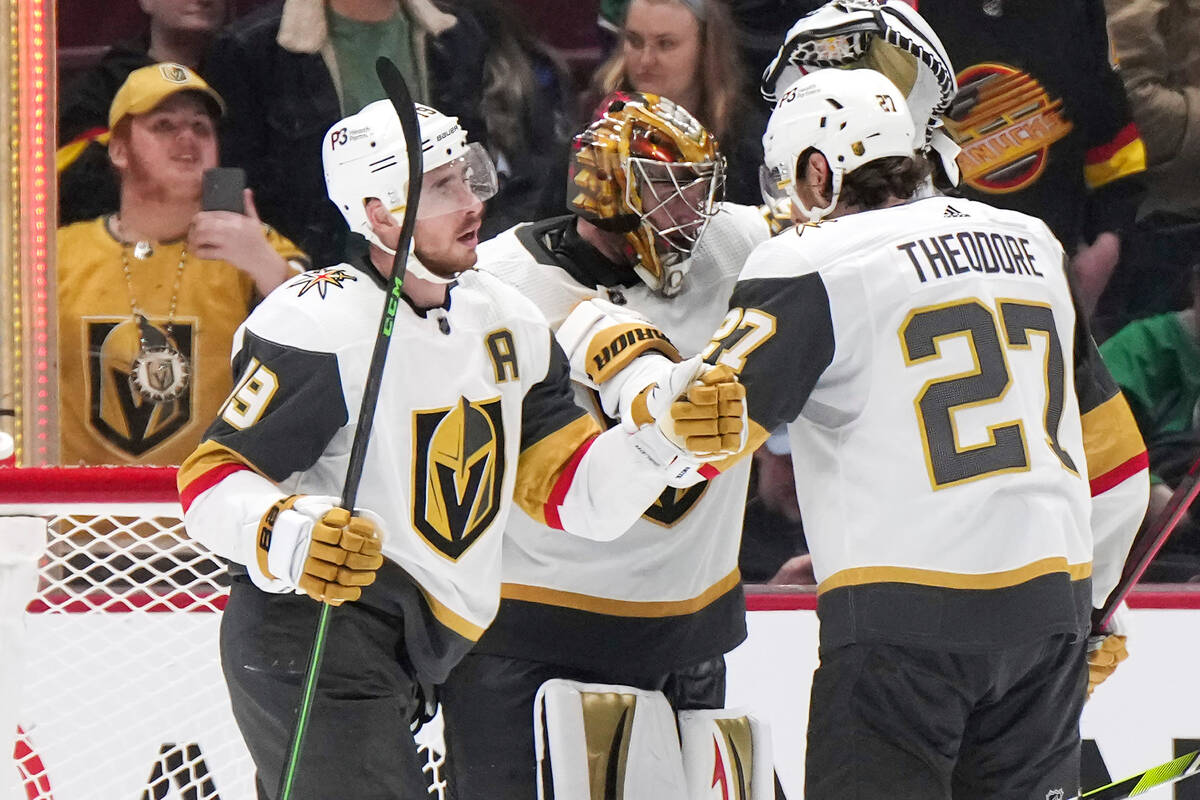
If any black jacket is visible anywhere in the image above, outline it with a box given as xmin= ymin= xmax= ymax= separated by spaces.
xmin=204 ymin=1 xmax=496 ymax=267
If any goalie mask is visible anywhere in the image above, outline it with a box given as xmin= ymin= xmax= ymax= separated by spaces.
xmin=324 ymin=100 xmax=498 ymax=283
xmin=761 ymin=69 xmax=915 ymax=221
xmin=569 ymin=92 xmax=724 ymax=297
xmin=760 ymin=0 xmax=961 ymax=185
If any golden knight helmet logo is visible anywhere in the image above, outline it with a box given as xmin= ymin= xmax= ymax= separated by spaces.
xmin=412 ymin=396 xmax=505 ymax=560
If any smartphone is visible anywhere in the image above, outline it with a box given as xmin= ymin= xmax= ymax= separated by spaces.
xmin=201 ymin=167 xmax=247 ymax=213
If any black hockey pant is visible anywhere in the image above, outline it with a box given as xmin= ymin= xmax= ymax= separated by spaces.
xmin=220 ymin=576 xmax=429 ymax=800
xmin=805 ymin=633 xmax=1088 ymax=800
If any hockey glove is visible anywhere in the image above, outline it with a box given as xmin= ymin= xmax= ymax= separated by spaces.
xmin=1086 ymin=605 xmax=1129 ymax=699
xmin=625 ymin=357 xmax=748 ymax=464
xmin=255 ymin=495 xmax=384 ymax=606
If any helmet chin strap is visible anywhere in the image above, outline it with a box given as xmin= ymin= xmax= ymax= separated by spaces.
xmin=364 ymin=229 xmax=458 ymax=285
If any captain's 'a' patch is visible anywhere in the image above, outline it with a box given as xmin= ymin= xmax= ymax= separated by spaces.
xmin=412 ymin=396 xmax=506 ymax=560
xmin=288 ymin=268 xmax=358 ymax=299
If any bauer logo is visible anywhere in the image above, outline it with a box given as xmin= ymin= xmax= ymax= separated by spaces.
xmin=411 ymin=396 xmax=505 ymax=560
xmin=945 ymin=63 xmax=1072 ymax=194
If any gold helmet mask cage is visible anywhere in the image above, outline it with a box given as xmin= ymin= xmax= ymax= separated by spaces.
xmin=569 ymin=92 xmax=725 ymax=296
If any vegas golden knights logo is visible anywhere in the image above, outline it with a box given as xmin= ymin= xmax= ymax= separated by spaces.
xmin=643 ymin=483 xmax=708 ymax=527
xmin=412 ymin=397 xmax=505 ymax=560
xmin=87 ymin=319 xmax=193 ymax=455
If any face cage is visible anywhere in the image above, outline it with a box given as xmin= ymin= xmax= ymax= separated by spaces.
xmin=626 ymin=157 xmax=723 ymax=261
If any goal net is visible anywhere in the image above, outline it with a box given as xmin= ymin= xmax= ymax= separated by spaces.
xmin=2 ymin=466 xmax=447 ymax=800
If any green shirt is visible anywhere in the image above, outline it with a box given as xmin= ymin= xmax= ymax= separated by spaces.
xmin=327 ymin=7 xmax=427 ymax=115
xmin=1100 ymin=311 xmax=1200 ymax=438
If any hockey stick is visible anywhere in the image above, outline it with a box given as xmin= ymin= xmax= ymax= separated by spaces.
xmin=1094 ymin=451 xmax=1200 ymax=630
xmin=277 ymin=57 xmax=423 ymax=800
xmin=1078 ymin=748 xmax=1200 ymax=799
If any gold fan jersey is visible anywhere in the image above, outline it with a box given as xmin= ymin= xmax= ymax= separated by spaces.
xmin=57 ymin=216 xmax=307 ymax=465
xmin=472 ymin=204 xmax=770 ymax=673
xmin=177 ymin=252 xmax=679 ymax=683
xmin=705 ymin=196 xmax=1149 ymax=651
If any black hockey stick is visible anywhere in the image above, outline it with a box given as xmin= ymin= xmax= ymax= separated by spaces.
xmin=1094 ymin=451 xmax=1200 ymax=630
xmin=277 ymin=57 xmax=423 ymax=800
xmin=1078 ymin=748 xmax=1200 ymax=799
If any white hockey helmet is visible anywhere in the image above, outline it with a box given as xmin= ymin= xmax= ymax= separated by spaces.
xmin=761 ymin=68 xmax=915 ymax=221
xmin=323 ymin=100 xmax=498 ymax=281
xmin=761 ymin=0 xmax=961 ymax=185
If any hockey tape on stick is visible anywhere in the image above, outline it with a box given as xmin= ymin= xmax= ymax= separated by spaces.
xmin=1079 ymin=748 xmax=1200 ymax=799
xmin=1095 ymin=452 xmax=1200 ymax=631
xmin=277 ymin=57 xmax=424 ymax=800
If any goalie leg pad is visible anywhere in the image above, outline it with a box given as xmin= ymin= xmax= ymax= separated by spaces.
xmin=678 ymin=708 xmax=774 ymax=800
xmin=534 ymin=679 xmax=688 ymax=800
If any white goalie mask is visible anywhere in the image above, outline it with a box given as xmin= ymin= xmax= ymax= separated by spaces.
xmin=761 ymin=69 xmax=915 ymax=221
xmin=323 ymin=100 xmax=498 ymax=283
xmin=761 ymin=0 xmax=961 ymax=186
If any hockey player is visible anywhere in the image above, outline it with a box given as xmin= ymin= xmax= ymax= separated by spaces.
xmin=437 ymin=92 xmax=773 ymax=798
xmin=705 ymin=68 xmax=1148 ymax=799
xmin=176 ymin=99 xmax=747 ymax=799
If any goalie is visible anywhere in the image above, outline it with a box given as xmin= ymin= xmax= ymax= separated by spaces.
xmin=437 ymin=92 xmax=775 ymax=799
xmin=176 ymin=98 xmax=747 ymax=800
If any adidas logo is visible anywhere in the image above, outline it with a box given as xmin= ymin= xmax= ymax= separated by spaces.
xmin=944 ymin=204 xmax=969 ymax=218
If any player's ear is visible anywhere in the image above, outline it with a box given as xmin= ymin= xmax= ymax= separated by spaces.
xmin=803 ymin=152 xmax=830 ymax=192
xmin=364 ymin=198 xmax=398 ymax=236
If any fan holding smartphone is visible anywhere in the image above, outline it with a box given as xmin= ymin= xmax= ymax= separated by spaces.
xmin=56 ymin=63 xmax=310 ymax=467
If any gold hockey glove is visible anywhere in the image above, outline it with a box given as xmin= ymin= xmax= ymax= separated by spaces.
xmin=256 ymin=497 xmax=384 ymax=606
xmin=1086 ymin=633 xmax=1128 ymax=699
xmin=629 ymin=360 xmax=748 ymax=462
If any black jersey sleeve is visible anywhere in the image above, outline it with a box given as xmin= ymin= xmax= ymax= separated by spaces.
xmin=705 ymin=274 xmax=837 ymax=433
xmin=197 ymin=329 xmax=349 ymax=481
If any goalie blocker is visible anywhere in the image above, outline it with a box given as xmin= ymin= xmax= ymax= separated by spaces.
xmin=534 ymin=679 xmax=773 ymax=800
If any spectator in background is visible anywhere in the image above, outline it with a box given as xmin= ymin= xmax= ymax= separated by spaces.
xmin=919 ymin=0 xmax=1147 ymax=316
xmin=590 ymin=0 xmax=768 ymax=206
xmin=1100 ymin=261 xmax=1200 ymax=581
xmin=56 ymin=64 xmax=307 ymax=466
xmin=1094 ymin=0 xmax=1200 ymax=339
xmin=739 ymin=431 xmax=813 ymax=585
xmin=452 ymin=0 xmax=578 ymax=239
xmin=57 ymin=0 xmax=227 ymax=226
xmin=205 ymin=0 xmax=572 ymax=266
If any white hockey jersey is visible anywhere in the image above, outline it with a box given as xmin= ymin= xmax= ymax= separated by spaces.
xmin=707 ymin=196 xmax=1149 ymax=651
xmin=178 ymin=253 xmax=680 ymax=682
xmin=472 ymin=204 xmax=770 ymax=672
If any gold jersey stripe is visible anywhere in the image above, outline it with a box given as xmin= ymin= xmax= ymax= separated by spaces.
xmin=500 ymin=568 xmax=741 ymax=617
xmin=817 ymin=558 xmax=1092 ymax=595
xmin=1082 ymin=392 xmax=1146 ymax=479
xmin=421 ymin=588 xmax=486 ymax=641
xmin=177 ymin=438 xmax=267 ymax=496
xmin=513 ymin=414 xmax=603 ymax=526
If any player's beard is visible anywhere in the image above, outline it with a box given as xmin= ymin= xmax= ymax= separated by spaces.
xmin=121 ymin=147 xmax=205 ymax=207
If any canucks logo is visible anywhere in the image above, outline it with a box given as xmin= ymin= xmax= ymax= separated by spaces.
xmin=412 ymin=397 xmax=505 ymax=560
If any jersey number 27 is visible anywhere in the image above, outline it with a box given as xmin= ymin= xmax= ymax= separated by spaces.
xmin=900 ymin=298 xmax=1078 ymax=490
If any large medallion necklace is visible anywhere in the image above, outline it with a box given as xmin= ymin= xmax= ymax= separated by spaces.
xmin=116 ymin=219 xmax=191 ymax=403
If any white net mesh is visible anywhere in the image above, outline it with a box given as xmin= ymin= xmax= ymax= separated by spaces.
xmin=4 ymin=467 xmax=447 ymax=800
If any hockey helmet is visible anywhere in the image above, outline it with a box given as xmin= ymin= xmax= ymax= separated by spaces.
xmin=323 ymin=100 xmax=498 ymax=281
xmin=569 ymin=92 xmax=724 ymax=297
xmin=761 ymin=68 xmax=915 ymax=221
xmin=761 ymin=0 xmax=960 ymax=184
